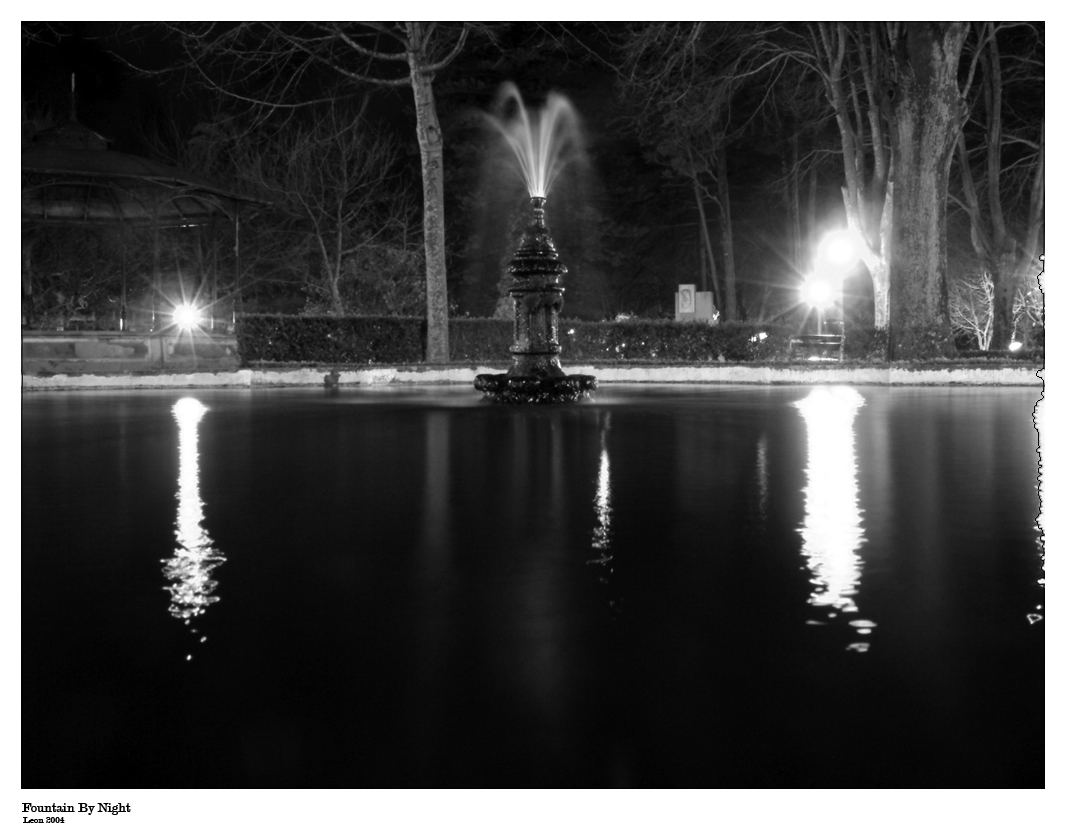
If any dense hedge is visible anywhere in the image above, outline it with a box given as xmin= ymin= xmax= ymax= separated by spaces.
xmin=956 ymin=348 xmax=1045 ymax=363
xmin=841 ymin=324 xmax=888 ymax=362
xmin=558 ymin=320 xmax=795 ymax=362
xmin=888 ymin=320 xmax=957 ymax=360
xmin=236 ymin=314 xmax=424 ymax=364
xmin=236 ymin=314 xmax=902 ymax=365
xmin=448 ymin=317 xmax=513 ymax=360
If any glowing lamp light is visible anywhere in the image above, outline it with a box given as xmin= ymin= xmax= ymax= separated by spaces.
xmin=802 ymin=277 xmax=834 ymax=309
xmin=1009 ymin=340 xmax=1023 ymax=352
xmin=173 ymin=304 xmax=201 ymax=330
xmin=815 ymin=230 xmax=862 ymax=277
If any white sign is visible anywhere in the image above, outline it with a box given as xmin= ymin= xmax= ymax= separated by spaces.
xmin=678 ymin=284 xmax=696 ymax=314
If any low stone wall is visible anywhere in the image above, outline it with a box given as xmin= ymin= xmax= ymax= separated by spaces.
xmin=21 ymin=362 xmax=1042 ymax=390
xmin=22 ymin=330 xmax=240 ymax=376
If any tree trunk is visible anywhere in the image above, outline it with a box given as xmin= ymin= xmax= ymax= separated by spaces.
xmin=989 ymin=255 xmax=1020 ymax=349
xmin=691 ymin=172 xmax=721 ymax=306
xmin=888 ymin=23 xmax=966 ymax=359
xmin=408 ymin=32 xmax=449 ymax=363
xmin=786 ymin=134 xmax=802 ymax=271
xmin=845 ymin=180 xmax=892 ymax=327
xmin=327 ymin=271 xmax=345 ymax=315
xmin=717 ymin=147 xmax=738 ymax=321
xmin=874 ymin=182 xmax=892 ymax=327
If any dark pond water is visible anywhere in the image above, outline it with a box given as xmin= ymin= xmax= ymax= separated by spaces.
xmin=22 ymin=385 xmax=1043 ymax=788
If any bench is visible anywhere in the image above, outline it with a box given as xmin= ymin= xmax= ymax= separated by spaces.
xmin=790 ymin=333 xmax=844 ymax=361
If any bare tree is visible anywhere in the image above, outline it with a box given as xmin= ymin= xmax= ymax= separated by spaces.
xmin=157 ymin=22 xmax=478 ymax=361
xmin=616 ymin=23 xmax=791 ymax=321
xmin=764 ymin=66 xmax=836 ymax=285
xmin=183 ymin=103 xmax=421 ymax=316
xmin=953 ymin=22 xmax=1044 ymax=350
xmin=949 ymin=266 xmax=1042 ymax=350
xmin=948 ymin=269 xmax=996 ymax=349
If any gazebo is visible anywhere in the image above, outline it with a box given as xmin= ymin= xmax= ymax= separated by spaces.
xmin=21 ymin=120 xmax=266 ymax=331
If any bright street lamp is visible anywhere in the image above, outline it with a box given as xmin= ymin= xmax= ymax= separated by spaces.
xmin=173 ymin=304 xmax=202 ymax=330
xmin=801 ymin=276 xmax=837 ymax=334
xmin=802 ymin=277 xmax=835 ymax=309
xmin=815 ymin=230 xmax=862 ymax=278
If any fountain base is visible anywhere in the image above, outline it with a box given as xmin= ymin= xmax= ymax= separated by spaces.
xmin=474 ymin=370 xmax=597 ymax=404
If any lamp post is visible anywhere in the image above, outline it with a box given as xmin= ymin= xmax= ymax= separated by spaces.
xmin=810 ymin=230 xmax=862 ymax=332
xmin=794 ymin=230 xmax=861 ymax=361
xmin=802 ymin=276 xmax=836 ymax=334
xmin=816 ymin=230 xmax=861 ymax=276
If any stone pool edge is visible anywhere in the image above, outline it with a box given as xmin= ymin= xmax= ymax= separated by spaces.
xmin=21 ymin=363 xmax=1042 ymax=390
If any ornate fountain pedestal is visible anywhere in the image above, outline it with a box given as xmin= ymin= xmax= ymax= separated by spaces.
xmin=474 ymin=198 xmax=597 ymax=404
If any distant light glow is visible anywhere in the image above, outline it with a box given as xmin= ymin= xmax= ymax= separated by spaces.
xmin=1009 ymin=340 xmax=1023 ymax=352
xmin=163 ymin=398 xmax=225 ymax=628
xmin=796 ymin=386 xmax=870 ymax=645
xmin=749 ymin=332 xmax=768 ymax=343
xmin=815 ymin=230 xmax=862 ymax=277
xmin=173 ymin=304 xmax=201 ymax=330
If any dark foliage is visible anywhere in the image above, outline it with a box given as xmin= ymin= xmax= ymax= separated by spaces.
xmin=559 ymin=320 xmax=794 ymax=362
xmin=841 ymin=324 xmax=888 ymax=362
xmin=237 ymin=314 xmax=424 ymax=364
xmin=448 ymin=317 xmax=513 ymax=360
xmin=889 ymin=321 xmax=959 ymax=361
xmin=235 ymin=314 xmax=1027 ymax=366
xmin=238 ymin=315 xmax=818 ymax=364
xmin=956 ymin=348 xmax=1044 ymax=363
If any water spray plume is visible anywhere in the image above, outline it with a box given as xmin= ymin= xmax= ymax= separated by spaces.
xmin=486 ymin=82 xmax=582 ymax=199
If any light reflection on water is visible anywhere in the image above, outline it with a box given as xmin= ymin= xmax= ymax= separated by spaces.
xmin=795 ymin=386 xmax=873 ymax=648
xmin=592 ymin=420 xmax=612 ymax=554
xmin=755 ymin=433 xmax=769 ymax=524
xmin=161 ymin=398 xmax=226 ymax=642
xmin=588 ymin=414 xmax=621 ymax=616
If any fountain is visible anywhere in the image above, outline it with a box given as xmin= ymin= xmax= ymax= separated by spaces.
xmin=473 ymin=84 xmax=597 ymax=404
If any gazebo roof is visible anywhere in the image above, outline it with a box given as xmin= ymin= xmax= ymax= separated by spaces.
xmin=22 ymin=122 xmax=266 ymax=227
